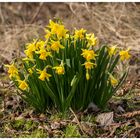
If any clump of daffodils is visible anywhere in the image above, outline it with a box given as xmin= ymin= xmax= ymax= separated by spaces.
xmin=5 ymin=19 xmax=131 ymax=113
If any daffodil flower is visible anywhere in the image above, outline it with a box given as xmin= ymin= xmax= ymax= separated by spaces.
xmin=48 ymin=20 xmax=59 ymax=34
xmin=24 ymin=39 xmax=43 ymax=58
xmin=82 ymin=61 xmax=96 ymax=80
xmin=24 ymin=44 xmax=36 ymax=59
xmin=37 ymin=68 xmax=52 ymax=81
xmin=57 ymin=25 xmax=68 ymax=39
xmin=119 ymin=48 xmax=131 ymax=61
xmin=109 ymin=74 xmax=118 ymax=86
xmin=81 ymin=49 xmax=97 ymax=61
xmin=82 ymin=61 xmax=96 ymax=70
xmin=18 ymin=80 xmax=28 ymax=91
xmin=5 ymin=63 xmax=19 ymax=79
xmin=35 ymin=40 xmax=45 ymax=50
xmin=36 ymin=48 xmax=52 ymax=60
xmin=108 ymin=45 xmax=117 ymax=56
xmin=28 ymin=65 xmax=36 ymax=75
xmin=86 ymin=33 xmax=97 ymax=47
xmin=53 ymin=65 xmax=65 ymax=75
xmin=74 ymin=28 xmax=86 ymax=39
xmin=50 ymin=41 xmax=64 ymax=53
xmin=48 ymin=20 xmax=68 ymax=39
xmin=44 ymin=29 xmax=52 ymax=39
xmin=28 ymin=68 xmax=33 ymax=75
xmin=86 ymin=70 xmax=90 ymax=80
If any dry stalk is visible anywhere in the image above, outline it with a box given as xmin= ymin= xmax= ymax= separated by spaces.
xmin=69 ymin=107 xmax=85 ymax=135
xmin=117 ymin=110 xmax=140 ymax=118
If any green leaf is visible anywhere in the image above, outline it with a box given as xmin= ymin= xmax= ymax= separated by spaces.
xmin=66 ymin=59 xmax=71 ymax=68
xmin=65 ymin=73 xmax=80 ymax=111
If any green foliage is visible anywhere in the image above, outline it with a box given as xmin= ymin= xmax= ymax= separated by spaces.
xmin=64 ymin=124 xmax=81 ymax=137
xmin=12 ymin=118 xmax=25 ymax=130
xmin=20 ymin=129 xmax=48 ymax=138
xmin=24 ymin=120 xmax=37 ymax=131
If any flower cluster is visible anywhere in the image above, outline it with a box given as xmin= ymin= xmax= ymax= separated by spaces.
xmin=5 ymin=19 xmax=131 ymax=112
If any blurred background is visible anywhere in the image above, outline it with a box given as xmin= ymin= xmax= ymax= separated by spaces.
xmin=0 ymin=3 xmax=139 ymax=79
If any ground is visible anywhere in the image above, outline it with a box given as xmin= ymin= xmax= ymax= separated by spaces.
xmin=0 ymin=3 xmax=140 ymax=138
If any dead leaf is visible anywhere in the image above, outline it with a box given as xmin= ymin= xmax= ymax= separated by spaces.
xmin=38 ymin=124 xmax=50 ymax=131
xmin=39 ymin=113 xmax=47 ymax=121
xmin=96 ymin=112 xmax=114 ymax=126
xmin=60 ymin=120 xmax=67 ymax=127
xmin=51 ymin=121 xmax=61 ymax=130
xmin=14 ymin=115 xmax=24 ymax=120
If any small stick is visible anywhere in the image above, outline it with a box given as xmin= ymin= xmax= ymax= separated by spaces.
xmin=69 ymin=107 xmax=85 ymax=135
xmin=123 ymin=126 xmax=140 ymax=138
xmin=30 ymin=2 xmax=44 ymax=24
xmin=117 ymin=110 xmax=140 ymax=118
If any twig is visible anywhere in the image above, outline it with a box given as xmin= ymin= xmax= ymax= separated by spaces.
xmin=68 ymin=3 xmax=77 ymax=17
xmin=30 ymin=2 xmax=44 ymax=24
xmin=108 ymin=125 xmax=119 ymax=137
xmin=108 ymin=121 xmax=132 ymax=137
xmin=0 ymin=4 xmax=5 ymax=24
xmin=69 ymin=107 xmax=85 ymax=135
xmin=123 ymin=126 xmax=140 ymax=138
xmin=117 ymin=110 xmax=140 ymax=118
xmin=84 ymin=2 xmax=90 ymax=13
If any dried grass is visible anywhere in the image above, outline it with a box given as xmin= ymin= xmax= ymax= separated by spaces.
xmin=0 ymin=25 xmax=43 ymax=62
xmin=66 ymin=3 xmax=140 ymax=51
xmin=0 ymin=3 xmax=139 ymax=62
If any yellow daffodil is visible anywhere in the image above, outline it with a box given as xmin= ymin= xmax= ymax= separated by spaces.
xmin=86 ymin=70 xmax=90 ymax=80
xmin=109 ymin=74 xmax=118 ymax=86
xmin=28 ymin=68 xmax=33 ymax=74
xmin=48 ymin=20 xmax=68 ymax=39
xmin=119 ymin=49 xmax=131 ymax=61
xmin=48 ymin=20 xmax=56 ymax=28
xmin=108 ymin=45 xmax=117 ymax=56
xmin=28 ymin=66 xmax=36 ymax=75
xmin=18 ymin=80 xmax=28 ymax=91
xmin=74 ymin=28 xmax=86 ymax=39
xmin=24 ymin=39 xmax=41 ymax=58
xmin=65 ymin=33 xmax=70 ymax=39
xmin=36 ymin=49 xmax=52 ymax=60
xmin=45 ymin=32 xmax=51 ymax=39
xmin=5 ymin=63 xmax=19 ymax=78
xmin=24 ymin=44 xmax=36 ymax=59
xmin=86 ymin=33 xmax=97 ymax=47
xmin=25 ymin=40 xmax=37 ymax=49
xmin=35 ymin=40 xmax=45 ymax=50
xmin=44 ymin=29 xmax=52 ymax=39
xmin=57 ymin=25 xmax=68 ymax=39
xmin=83 ymin=61 xmax=96 ymax=80
xmin=53 ymin=64 xmax=65 ymax=75
xmin=50 ymin=41 xmax=64 ymax=53
xmin=37 ymin=68 xmax=51 ymax=81
xmin=48 ymin=20 xmax=59 ymax=34
xmin=81 ymin=49 xmax=97 ymax=61
xmin=82 ymin=61 xmax=96 ymax=70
